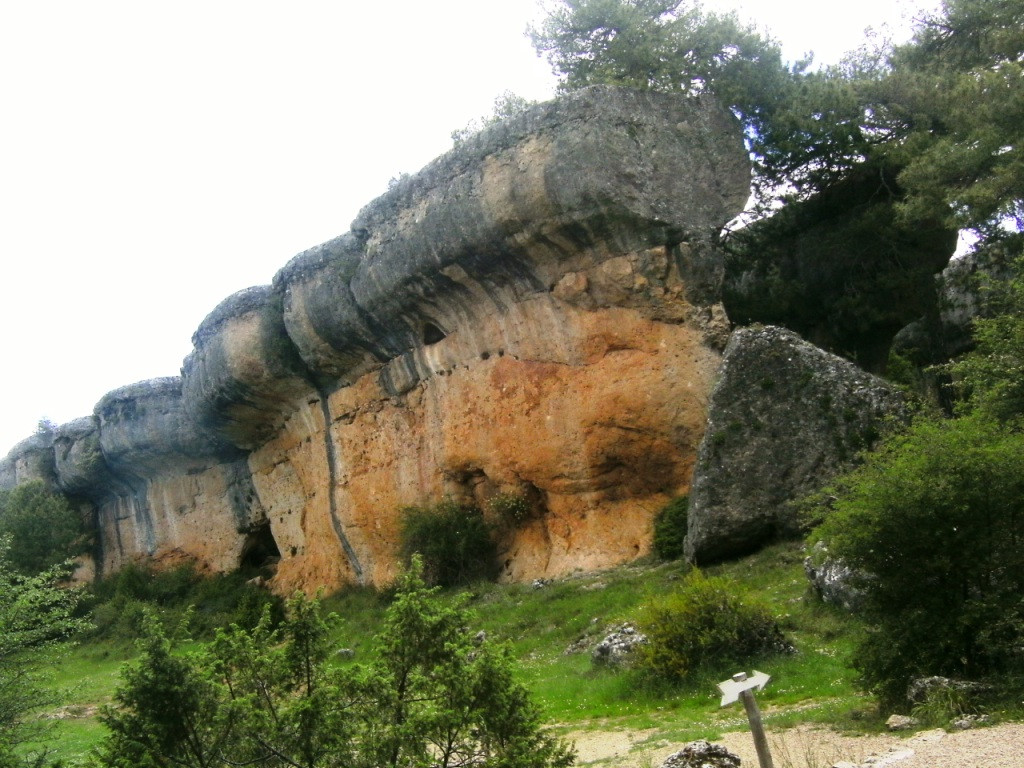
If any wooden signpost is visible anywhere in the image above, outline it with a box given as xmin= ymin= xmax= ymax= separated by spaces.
xmin=717 ymin=670 xmax=774 ymax=768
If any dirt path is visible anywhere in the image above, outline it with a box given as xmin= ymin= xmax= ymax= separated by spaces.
xmin=566 ymin=721 xmax=1024 ymax=767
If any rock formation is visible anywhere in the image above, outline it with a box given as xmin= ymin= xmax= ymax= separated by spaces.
xmin=894 ymin=239 xmax=1022 ymax=366
xmin=1 ymin=86 xmax=751 ymax=593
xmin=685 ymin=325 xmax=906 ymax=564
xmin=723 ymin=161 xmax=957 ymax=374
xmin=0 ymin=431 xmax=56 ymax=490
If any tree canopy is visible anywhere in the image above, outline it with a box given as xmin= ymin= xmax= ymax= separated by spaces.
xmin=531 ymin=0 xmax=1024 ymax=243
xmin=0 ymin=539 xmax=88 ymax=767
xmin=96 ymin=559 xmax=575 ymax=768
xmin=0 ymin=481 xmax=85 ymax=577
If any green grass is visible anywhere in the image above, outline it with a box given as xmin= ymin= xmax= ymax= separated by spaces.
xmin=34 ymin=540 xmax=873 ymax=765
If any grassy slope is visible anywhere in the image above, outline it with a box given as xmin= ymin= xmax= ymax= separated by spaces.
xmin=37 ymin=541 xmax=870 ymax=765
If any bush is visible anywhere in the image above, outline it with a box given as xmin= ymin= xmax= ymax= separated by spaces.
xmin=399 ymin=500 xmax=497 ymax=587
xmin=488 ymin=493 xmax=532 ymax=526
xmin=652 ymin=495 xmax=688 ymax=560
xmin=0 ymin=480 xmax=85 ymax=575
xmin=811 ymin=413 xmax=1024 ymax=708
xmin=636 ymin=570 xmax=791 ymax=684
xmin=96 ymin=558 xmax=575 ymax=768
xmin=0 ymin=537 xmax=89 ymax=766
xmin=87 ymin=562 xmax=283 ymax=641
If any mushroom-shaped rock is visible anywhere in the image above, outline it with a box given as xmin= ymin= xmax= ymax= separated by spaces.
xmin=0 ymin=431 xmax=57 ymax=490
xmin=53 ymin=417 xmax=117 ymax=497
xmin=274 ymin=234 xmax=383 ymax=384
xmin=182 ymin=286 xmax=313 ymax=450
xmin=277 ymin=86 xmax=750 ymax=386
xmin=95 ymin=377 xmax=240 ymax=478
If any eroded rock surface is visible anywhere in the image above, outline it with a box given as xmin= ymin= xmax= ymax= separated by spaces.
xmin=685 ymin=326 xmax=906 ymax=564
xmin=0 ymin=431 xmax=56 ymax=490
xmin=2 ymin=86 xmax=750 ymax=592
xmin=724 ymin=161 xmax=956 ymax=373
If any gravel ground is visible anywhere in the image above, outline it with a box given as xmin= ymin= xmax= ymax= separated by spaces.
xmin=567 ymin=721 xmax=1024 ymax=768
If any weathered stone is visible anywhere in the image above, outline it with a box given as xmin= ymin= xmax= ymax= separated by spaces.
xmin=591 ymin=623 xmax=648 ymax=667
xmin=804 ymin=541 xmax=865 ymax=611
xmin=686 ymin=326 xmax=907 ymax=564
xmin=0 ymin=431 xmax=57 ymax=490
xmin=182 ymin=288 xmax=314 ymax=451
xmin=907 ymin=676 xmax=992 ymax=705
xmin=52 ymin=417 xmax=112 ymax=498
xmin=952 ymin=714 xmax=990 ymax=730
xmin=886 ymin=714 xmax=918 ymax=731
xmin=2 ymin=86 xmax=751 ymax=593
xmin=661 ymin=740 xmax=741 ymax=768
xmin=95 ymin=378 xmax=239 ymax=475
xmin=245 ymin=87 xmax=750 ymax=592
xmin=87 ymin=378 xmax=270 ymax=576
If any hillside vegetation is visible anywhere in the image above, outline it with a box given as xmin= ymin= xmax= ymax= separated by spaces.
xmin=24 ymin=542 xmax=870 ymax=767
xmin=2 ymin=1 xmax=1023 ymax=766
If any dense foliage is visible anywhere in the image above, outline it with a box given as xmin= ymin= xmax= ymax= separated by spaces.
xmin=96 ymin=559 xmax=575 ymax=768
xmin=0 ymin=539 xmax=88 ymax=768
xmin=949 ymin=255 xmax=1024 ymax=420
xmin=86 ymin=561 xmax=284 ymax=642
xmin=651 ymin=495 xmax=688 ymax=560
xmin=811 ymin=264 xmax=1024 ymax=707
xmin=399 ymin=501 xmax=498 ymax=587
xmin=811 ymin=415 xmax=1024 ymax=707
xmin=889 ymin=0 xmax=1024 ymax=239
xmin=0 ymin=481 xmax=85 ymax=576
xmin=532 ymin=0 xmax=1024 ymax=242
xmin=635 ymin=570 xmax=790 ymax=684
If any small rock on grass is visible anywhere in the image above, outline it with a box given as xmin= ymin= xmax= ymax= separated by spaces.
xmin=660 ymin=740 xmax=741 ymax=768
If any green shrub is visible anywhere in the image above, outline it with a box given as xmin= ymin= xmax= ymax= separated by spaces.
xmin=911 ymin=685 xmax=975 ymax=727
xmin=96 ymin=558 xmax=574 ymax=768
xmin=652 ymin=495 xmax=688 ymax=560
xmin=636 ymin=570 xmax=791 ymax=684
xmin=0 ymin=480 xmax=85 ymax=575
xmin=811 ymin=413 xmax=1024 ymax=708
xmin=488 ymin=493 xmax=532 ymax=526
xmin=399 ymin=500 xmax=497 ymax=587
xmin=87 ymin=562 xmax=283 ymax=641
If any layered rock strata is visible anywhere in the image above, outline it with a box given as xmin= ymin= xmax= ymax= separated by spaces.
xmin=2 ymin=86 xmax=750 ymax=592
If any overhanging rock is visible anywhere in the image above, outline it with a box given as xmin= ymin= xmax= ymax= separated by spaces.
xmin=3 ymin=86 xmax=752 ymax=592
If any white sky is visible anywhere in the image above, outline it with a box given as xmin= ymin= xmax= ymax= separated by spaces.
xmin=0 ymin=0 xmax=941 ymax=456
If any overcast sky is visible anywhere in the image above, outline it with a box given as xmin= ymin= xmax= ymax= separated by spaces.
xmin=0 ymin=0 xmax=941 ymax=456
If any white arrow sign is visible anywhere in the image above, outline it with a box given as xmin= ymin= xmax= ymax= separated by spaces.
xmin=717 ymin=670 xmax=771 ymax=707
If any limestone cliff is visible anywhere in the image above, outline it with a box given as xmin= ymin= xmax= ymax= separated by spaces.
xmin=1 ymin=86 xmax=750 ymax=592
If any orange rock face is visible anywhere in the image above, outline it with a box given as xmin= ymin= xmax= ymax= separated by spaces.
xmin=5 ymin=87 xmax=749 ymax=594
xmin=252 ymin=271 xmax=721 ymax=593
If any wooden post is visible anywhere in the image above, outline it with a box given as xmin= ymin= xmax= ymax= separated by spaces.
xmin=735 ymin=674 xmax=774 ymax=768
xmin=717 ymin=671 xmax=774 ymax=768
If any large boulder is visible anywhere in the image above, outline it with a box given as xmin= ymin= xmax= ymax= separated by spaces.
xmin=685 ymin=326 xmax=907 ymax=564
